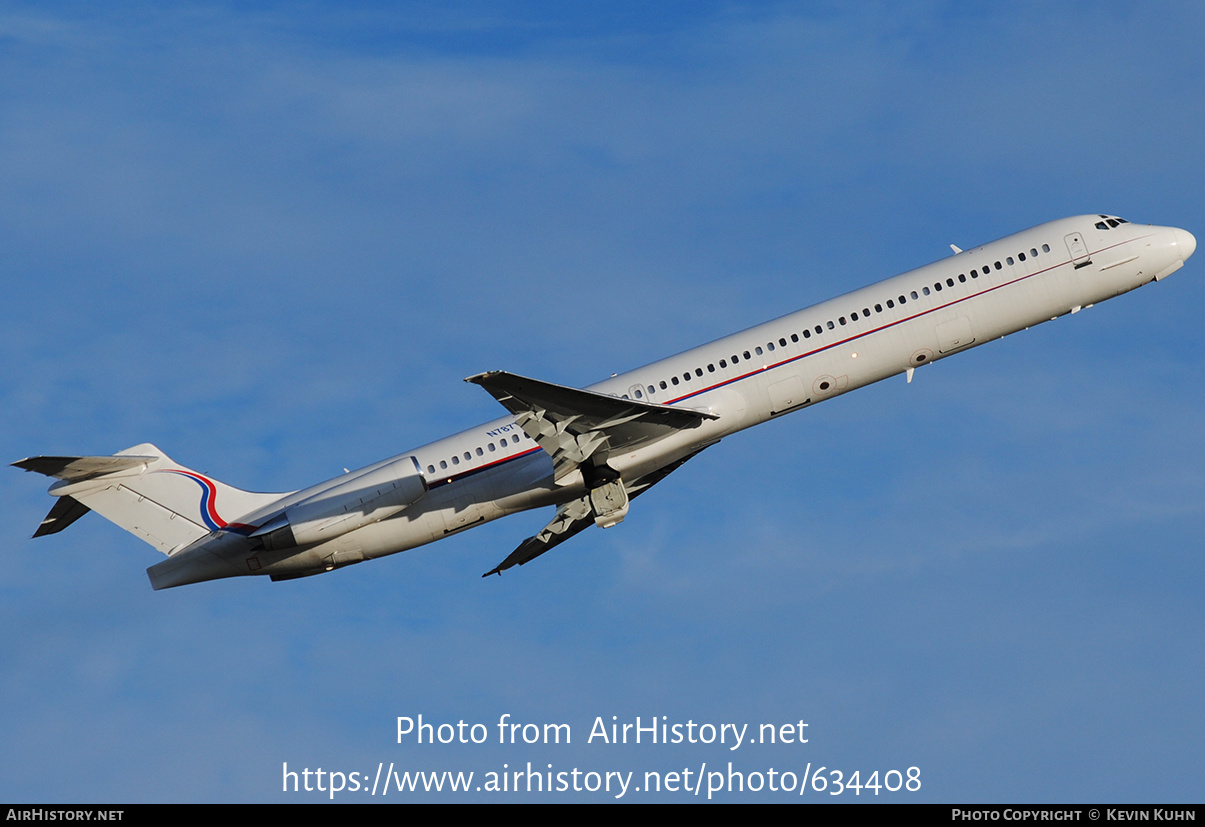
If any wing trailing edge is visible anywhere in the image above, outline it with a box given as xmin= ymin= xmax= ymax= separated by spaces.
xmin=466 ymin=370 xmax=717 ymax=481
xmin=482 ymin=446 xmax=711 ymax=577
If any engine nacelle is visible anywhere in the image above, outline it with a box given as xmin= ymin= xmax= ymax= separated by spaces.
xmin=254 ymin=456 xmax=427 ymax=551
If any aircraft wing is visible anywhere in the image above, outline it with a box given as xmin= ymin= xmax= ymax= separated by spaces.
xmin=466 ymin=371 xmax=717 ymax=481
xmin=483 ymin=447 xmax=710 ymax=576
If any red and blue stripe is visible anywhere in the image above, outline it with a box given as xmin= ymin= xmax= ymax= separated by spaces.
xmin=160 ymin=470 xmax=228 ymax=531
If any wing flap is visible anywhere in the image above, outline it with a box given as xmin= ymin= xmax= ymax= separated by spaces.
xmin=483 ymin=496 xmax=593 ymax=577
xmin=482 ymin=446 xmax=711 ymax=577
xmin=466 ymin=371 xmax=717 ymax=480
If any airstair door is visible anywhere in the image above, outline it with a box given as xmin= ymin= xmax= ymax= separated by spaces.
xmin=1065 ymin=232 xmax=1091 ymax=268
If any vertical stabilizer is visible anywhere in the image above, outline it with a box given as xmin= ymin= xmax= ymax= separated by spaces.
xmin=14 ymin=444 xmax=286 ymax=555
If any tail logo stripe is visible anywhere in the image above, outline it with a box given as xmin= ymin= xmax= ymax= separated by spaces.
xmin=160 ymin=470 xmax=228 ymax=531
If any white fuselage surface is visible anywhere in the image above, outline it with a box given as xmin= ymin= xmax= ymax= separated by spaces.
xmin=14 ymin=215 xmax=1195 ymax=589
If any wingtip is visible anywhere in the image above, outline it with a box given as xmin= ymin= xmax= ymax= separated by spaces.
xmin=464 ymin=370 xmax=502 ymax=386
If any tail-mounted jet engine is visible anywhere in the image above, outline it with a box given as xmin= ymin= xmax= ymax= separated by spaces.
xmin=253 ymin=456 xmax=427 ymax=551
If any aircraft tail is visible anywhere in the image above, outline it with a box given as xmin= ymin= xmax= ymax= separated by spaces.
xmin=13 ymin=444 xmax=286 ymax=555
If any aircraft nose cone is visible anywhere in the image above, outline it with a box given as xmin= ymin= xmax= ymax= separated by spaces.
xmin=1175 ymin=228 xmax=1196 ymax=262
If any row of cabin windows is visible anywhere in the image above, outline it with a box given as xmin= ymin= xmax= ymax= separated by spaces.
xmin=427 ymin=433 xmax=525 ymax=475
xmin=625 ymin=241 xmax=1054 ymax=402
xmin=423 ymin=236 xmax=1067 ymax=474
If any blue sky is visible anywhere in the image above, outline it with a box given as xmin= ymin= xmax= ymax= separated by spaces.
xmin=2 ymin=1 xmax=1203 ymax=802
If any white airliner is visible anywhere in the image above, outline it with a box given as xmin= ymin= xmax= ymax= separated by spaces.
xmin=14 ymin=215 xmax=1196 ymax=589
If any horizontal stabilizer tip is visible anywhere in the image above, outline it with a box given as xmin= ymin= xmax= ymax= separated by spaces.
xmin=33 ymin=495 xmax=91 ymax=537
xmin=12 ymin=454 xmax=152 ymax=482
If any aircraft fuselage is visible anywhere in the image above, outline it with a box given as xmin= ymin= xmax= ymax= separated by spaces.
xmin=16 ymin=215 xmax=1195 ymax=589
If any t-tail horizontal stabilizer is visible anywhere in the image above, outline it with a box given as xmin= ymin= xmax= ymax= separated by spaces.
xmin=32 ymin=495 xmax=91 ymax=537
xmin=13 ymin=444 xmax=284 ymax=555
